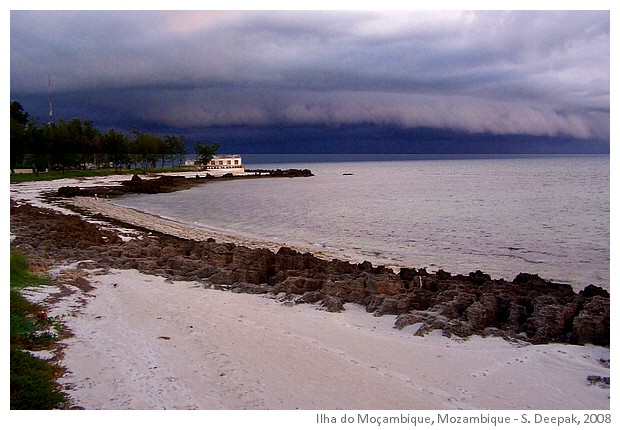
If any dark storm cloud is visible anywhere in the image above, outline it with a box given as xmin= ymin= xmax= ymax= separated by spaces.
xmin=10 ymin=10 xmax=610 ymax=140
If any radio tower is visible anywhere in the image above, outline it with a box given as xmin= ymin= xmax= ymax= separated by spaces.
xmin=48 ymin=74 xmax=53 ymax=124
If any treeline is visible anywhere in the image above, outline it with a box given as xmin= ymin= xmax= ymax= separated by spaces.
xmin=10 ymin=100 xmax=217 ymax=174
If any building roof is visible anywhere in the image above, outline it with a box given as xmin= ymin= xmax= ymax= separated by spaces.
xmin=212 ymin=154 xmax=242 ymax=159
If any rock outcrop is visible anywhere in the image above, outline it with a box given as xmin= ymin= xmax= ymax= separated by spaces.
xmin=10 ymin=200 xmax=610 ymax=346
xmin=55 ymin=169 xmax=314 ymax=198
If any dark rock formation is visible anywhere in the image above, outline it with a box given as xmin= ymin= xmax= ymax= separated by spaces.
xmin=10 ymin=199 xmax=610 ymax=346
xmin=55 ymin=169 xmax=314 ymax=199
xmin=246 ymin=168 xmax=313 ymax=177
xmin=573 ymin=295 xmax=610 ymax=346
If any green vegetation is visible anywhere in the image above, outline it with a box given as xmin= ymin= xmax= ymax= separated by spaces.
xmin=10 ymin=250 xmax=70 ymax=409
xmin=10 ymin=250 xmax=49 ymax=289
xmin=10 ymin=100 xmax=221 ymax=177
xmin=194 ymin=141 xmax=221 ymax=165
xmin=10 ymin=164 xmax=200 ymax=184
xmin=10 ymin=349 xmax=68 ymax=409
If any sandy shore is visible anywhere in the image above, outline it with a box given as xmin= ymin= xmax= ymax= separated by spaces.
xmin=72 ymin=195 xmax=360 ymax=264
xmin=10 ymin=174 xmax=612 ymax=413
xmin=23 ymin=266 xmax=611 ymax=411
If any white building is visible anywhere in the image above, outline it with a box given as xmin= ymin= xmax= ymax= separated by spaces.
xmin=184 ymin=154 xmax=245 ymax=173
xmin=204 ymin=154 xmax=245 ymax=173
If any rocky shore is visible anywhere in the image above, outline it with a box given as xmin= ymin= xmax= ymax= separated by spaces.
xmin=10 ymin=176 xmax=610 ymax=346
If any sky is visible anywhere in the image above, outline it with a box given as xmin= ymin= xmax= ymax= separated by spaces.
xmin=9 ymin=7 xmax=611 ymax=153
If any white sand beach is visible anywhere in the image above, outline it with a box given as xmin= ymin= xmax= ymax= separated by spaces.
xmin=30 ymin=267 xmax=609 ymax=411
xmin=10 ymin=175 xmax=612 ymax=415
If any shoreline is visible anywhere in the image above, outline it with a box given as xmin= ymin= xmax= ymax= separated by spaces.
xmin=48 ymin=171 xmax=610 ymax=289
xmin=50 ymin=166 xmax=609 ymax=292
xmin=11 ymin=172 xmax=611 ymax=345
xmin=69 ymin=195 xmax=397 ymax=268
xmin=9 ymin=173 xmax=611 ymax=410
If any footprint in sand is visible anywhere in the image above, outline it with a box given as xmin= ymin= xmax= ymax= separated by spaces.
xmin=456 ymin=386 xmax=472 ymax=399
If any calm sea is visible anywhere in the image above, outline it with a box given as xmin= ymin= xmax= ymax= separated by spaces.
xmin=116 ymin=155 xmax=610 ymax=291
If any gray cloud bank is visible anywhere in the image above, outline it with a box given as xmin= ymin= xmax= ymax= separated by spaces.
xmin=10 ymin=10 xmax=610 ymax=141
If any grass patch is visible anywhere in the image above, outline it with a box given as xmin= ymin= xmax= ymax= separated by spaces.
xmin=10 ymin=250 xmax=70 ymax=409
xmin=10 ymin=348 xmax=68 ymax=410
xmin=10 ymin=165 xmax=200 ymax=183
xmin=10 ymin=251 xmax=49 ymax=289
xmin=10 ymin=290 xmax=58 ymax=350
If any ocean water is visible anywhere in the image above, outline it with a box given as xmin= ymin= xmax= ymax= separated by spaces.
xmin=115 ymin=155 xmax=610 ymax=290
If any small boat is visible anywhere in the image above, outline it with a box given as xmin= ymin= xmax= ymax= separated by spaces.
xmin=342 ymin=172 xmax=353 ymax=176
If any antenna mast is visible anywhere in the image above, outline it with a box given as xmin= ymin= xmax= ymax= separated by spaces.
xmin=48 ymin=74 xmax=53 ymax=124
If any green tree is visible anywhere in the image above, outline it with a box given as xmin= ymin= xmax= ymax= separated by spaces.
xmin=25 ymin=122 xmax=51 ymax=173
xmin=80 ymin=121 xmax=102 ymax=168
xmin=46 ymin=118 xmax=101 ymax=172
xmin=129 ymin=132 xmax=164 ymax=173
xmin=48 ymin=120 xmax=80 ymax=173
xmin=165 ymin=134 xmax=188 ymax=168
xmin=101 ymin=129 xmax=129 ymax=172
xmin=10 ymin=101 xmax=30 ymax=173
xmin=194 ymin=141 xmax=221 ymax=166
